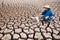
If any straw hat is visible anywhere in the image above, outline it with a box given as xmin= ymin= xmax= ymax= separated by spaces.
xmin=44 ymin=5 xmax=50 ymax=8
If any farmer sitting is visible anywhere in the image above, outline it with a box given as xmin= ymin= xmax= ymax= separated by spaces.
xmin=42 ymin=5 xmax=54 ymax=22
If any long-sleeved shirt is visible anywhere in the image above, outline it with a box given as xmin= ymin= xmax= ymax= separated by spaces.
xmin=42 ymin=9 xmax=54 ymax=21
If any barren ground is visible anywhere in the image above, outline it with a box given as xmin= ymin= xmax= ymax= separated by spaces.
xmin=0 ymin=0 xmax=60 ymax=40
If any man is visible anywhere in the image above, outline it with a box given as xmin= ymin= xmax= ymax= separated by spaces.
xmin=42 ymin=5 xmax=54 ymax=22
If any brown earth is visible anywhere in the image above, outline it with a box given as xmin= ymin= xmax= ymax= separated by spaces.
xmin=0 ymin=0 xmax=60 ymax=40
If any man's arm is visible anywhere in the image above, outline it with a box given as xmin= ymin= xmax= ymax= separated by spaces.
xmin=42 ymin=10 xmax=45 ymax=15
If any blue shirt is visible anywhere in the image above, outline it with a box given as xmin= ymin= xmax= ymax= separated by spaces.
xmin=42 ymin=9 xmax=54 ymax=20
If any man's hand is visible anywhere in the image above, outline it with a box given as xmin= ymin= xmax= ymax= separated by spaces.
xmin=45 ymin=16 xmax=49 ymax=19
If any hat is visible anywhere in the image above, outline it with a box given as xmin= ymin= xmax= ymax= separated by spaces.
xmin=44 ymin=5 xmax=50 ymax=8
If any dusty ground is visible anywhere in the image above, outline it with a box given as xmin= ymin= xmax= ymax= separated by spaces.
xmin=0 ymin=0 xmax=60 ymax=40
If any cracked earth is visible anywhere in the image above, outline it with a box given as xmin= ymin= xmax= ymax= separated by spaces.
xmin=0 ymin=0 xmax=60 ymax=40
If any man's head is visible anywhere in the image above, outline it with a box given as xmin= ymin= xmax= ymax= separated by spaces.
xmin=43 ymin=5 xmax=50 ymax=10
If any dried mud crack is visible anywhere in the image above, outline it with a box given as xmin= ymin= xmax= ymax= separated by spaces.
xmin=0 ymin=0 xmax=60 ymax=40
